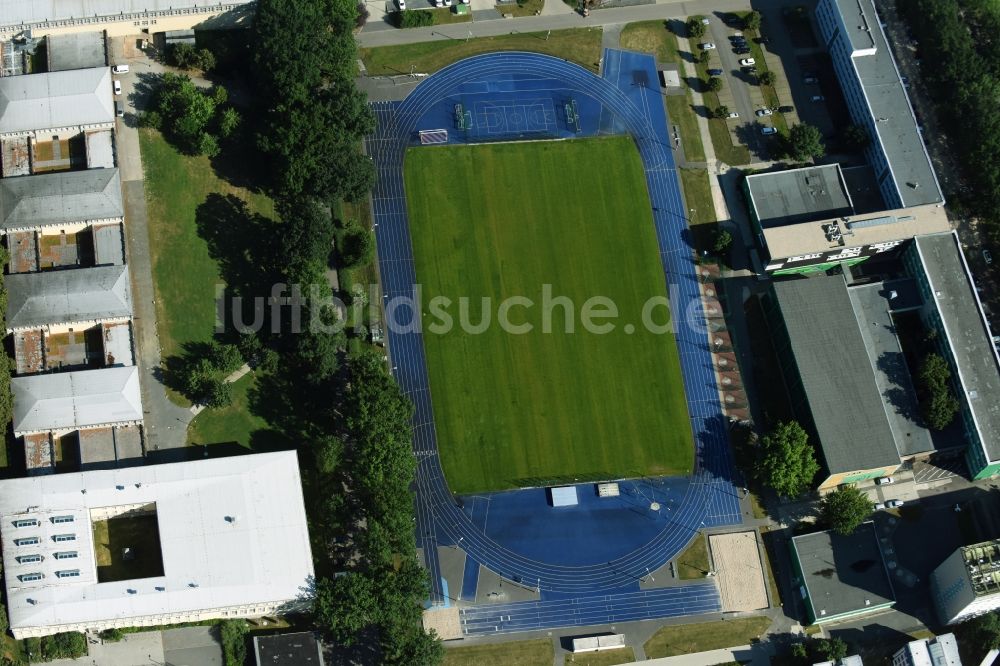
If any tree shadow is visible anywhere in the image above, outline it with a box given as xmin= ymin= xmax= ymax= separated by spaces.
xmin=875 ymin=351 xmax=922 ymax=424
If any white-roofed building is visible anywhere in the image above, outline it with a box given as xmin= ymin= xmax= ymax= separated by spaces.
xmin=0 ymin=450 xmax=314 ymax=639
xmin=892 ymin=634 xmax=961 ymax=666
xmin=0 ymin=68 xmax=114 ymax=139
xmin=11 ymin=366 xmax=142 ymax=436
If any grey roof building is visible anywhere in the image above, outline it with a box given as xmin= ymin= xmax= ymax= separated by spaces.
xmin=5 ymin=264 xmax=132 ymax=332
xmin=790 ymin=523 xmax=896 ymax=624
xmin=744 ymin=165 xmax=854 ymax=229
xmin=816 ymin=0 xmax=943 ymax=209
xmin=11 ymin=366 xmax=141 ymax=435
xmin=0 ymin=169 xmax=123 ymax=233
xmin=0 ymin=1 xmax=255 ymax=35
xmin=0 ymin=68 xmax=113 ymax=137
xmin=907 ymin=233 xmax=1000 ymax=479
xmin=45 ymin=31 xmax=107 ymax=71
xmin=253 ymin=632 xmax=325 ymax=666
xmin=765 ymin=274 xmax=902 ymax=487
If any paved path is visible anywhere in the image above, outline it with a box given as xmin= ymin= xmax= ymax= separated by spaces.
xmin=541 ymin=0 xmax=575 ymax=16
xmin=357 ymin=0 xmax=754 ymax=47
xmin=111 ymin=36 xmax=194 ymax=451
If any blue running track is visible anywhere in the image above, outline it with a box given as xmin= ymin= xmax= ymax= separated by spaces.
xmin=365 ymin=51 xmax=740 ymax=632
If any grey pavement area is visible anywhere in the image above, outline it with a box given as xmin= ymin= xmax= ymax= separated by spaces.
xmin=110 ymin=36 xmax=198 ymax=451
xmin=162 ymin=626 xmax=224 ymax=666
xmin=45 ymin=630 xmax=164 ymax=666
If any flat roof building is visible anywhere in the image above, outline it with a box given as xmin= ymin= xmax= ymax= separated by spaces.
xmin=931 ymin=539 xmax=1000 ymax=625
xmin=0 ymin=451 xmax=314 ymax=638
xmin=892 ymin=633 xmax=962 ymax=666
xmin=902 ymin=233 xmax=1000 ymax=479
xmin=763 ymin=274 xmax=903 ymax=488
xmin=744 ymin=165 xmax=854 ymax=230
xmin=0 ymin=68 xmax=114 ymax=138
xmin=790 ymin=524 xmax=895 ymax=625
xmin=0 ymin=168 xmax=123 ymax=234
xmin=45 ymin=31 xmax=107 ymax=72
xmin=816 ymin=0 xmax=943 ymax=209
xmin=253 ymin=632 xmax=325 ymax=666
xmin=11 ymin=366 xmax=142 ymax=436
xmin=5 ymin=264 xmax=132 ymax=332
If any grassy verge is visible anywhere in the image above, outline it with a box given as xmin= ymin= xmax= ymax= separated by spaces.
xmin=500 ymin=0 xmax=544 ymax=17
xmin=187 ymin=373 xmax=282 ymax=448
xmin=428 ymin=6 xmax=473 ymax=24
xmin=359 ymin=28 xmax=602 ymax=75
xmin=679 ymin=168 xmax=718 ymax=253
xmin=406 ymin=138 xmax=694 ymax=493
xmin=676 ymin=534 xmax=710 ymax=579
xmin=644 ymin=616 xmax=772 ymax=658
xmin=566 ymin=647 xmax=636 ymax=664
xmin=443 ymin=639 xmax=553 ymax=665
xmin=621 ymin=22 xmax=706 ymax=163
xmin=140 ymin=129 xmax=274 ymax=398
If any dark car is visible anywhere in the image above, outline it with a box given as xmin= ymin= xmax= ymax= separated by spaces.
xmin=778 ymin=105 xmax=794 ymax=113
xmin=741 ymin=66 xmax=757 ymax=74
xmin=708 ymin=68 xmax=724 ymax=76
xmin=734 ymin=47 xmax=751 ymax=54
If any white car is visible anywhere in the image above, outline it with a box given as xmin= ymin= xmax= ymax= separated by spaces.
xmin=727 ymin=112 xmax=740 ymax=119
xmin=739 ymin=58 xmax=756 ymax=66
xmin=873 ymin=502 xmax=886 ymax=511
xmin=398 ymin=0 xmax=405 ymax=8
xmin=875 ymin=476 xmax=895 ymax=485
xmin=112 ymin=64 xmax=129 ymax=74
xmin=755 ymin=108 xmax=773 ymax=117
xmin=887 ymin=499 xmax=905 ymax=508
xmin=761 ymin=126 xmax=777 ymax=135
xmin=113 ymin=80 xmax=122 ymax=95
xmin=701 ymin=17 xmax=710 ymax=25
xmin=700 ymin=43 xmax=716 ymax=50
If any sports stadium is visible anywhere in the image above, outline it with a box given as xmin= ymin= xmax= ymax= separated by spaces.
xmin=366 ymin=49 xmax=742 ymax=635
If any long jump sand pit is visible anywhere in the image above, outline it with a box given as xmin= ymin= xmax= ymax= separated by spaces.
xmin=709 ymin=531 xmax=769 ymax=612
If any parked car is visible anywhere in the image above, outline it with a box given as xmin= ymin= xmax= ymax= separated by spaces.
xmin=758 ymin=36 xmax=771 ymax=44
xmin=112 ymin=64 xmax=129 ymax=74
xmin=115 ymin=101 xmax=124 ymax=118
xmin=778 ymin=105 xmax=795 ymax=113
xmin=113 ymin=79 xmax=122 ymax=95
xmin=708 ymin=68 xmax=724 ymax=76
xmin=876 ymin=476 xmax=895 ymax=485
xmin=761 ymin=126 xmax=777 ymax=135
xmin=398 ymin=0 xmax=406 ymax=8
xmin=731 ymin=31 xmax=743 ymax=37
xmin=700 ymin=43 xmax=716 ymax=50
xmin=874 ymin=502 xmax=887 ymax=511
xmin=734 ymin=47 xmax=751 ymax=55
xmin=804 ymin=76 xmax=818 ymax=84
xmin=701 ymin=17 xmax=710 ymax=25
xmin=756 ymin=108 xmax=772 ymax=116
xmin=985 ymin=249 xmax=994 ymax=265
xmin=742 ymin=66 xmax=757 ymax=73
xmin=811 ymin=95 xmax=826 ymax=102
xmin=739 ymin=58 xmax=756 ymax=66
xmin=887 ymin=499 xmax=905 ymax=508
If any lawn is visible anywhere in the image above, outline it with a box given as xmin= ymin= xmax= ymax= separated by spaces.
xmin=643 ymin=616 xmax=772 ymax=658
xmin=500 ymin=0 xmax=544 ymax=17
xmin=566 ymin=647 xmax=636 ymax=664
xmin=359 ymin=28 xmax=602 ymax=76
xmin=405 ymin=137 xmax=694 ymax=493
xmin=679 ymin=168 xmax=719 ymax=253
xmin=621 ymin=22 xmax=707 ymax=163
xmin=92 ymin=513 xmax=165 ymax=583
xmin=676 ymin=533 xmax=710 ymax=579
xmin=443 ymin=639 xmax=553 ymax=665
xmin=187 ymin=373 xmax=275 ymax=448
xmin=139 ymin=129 xmax=275 ymax=364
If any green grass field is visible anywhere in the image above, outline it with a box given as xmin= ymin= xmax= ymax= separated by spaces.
xmin=405 ymin=137 xmax=694 ymax=493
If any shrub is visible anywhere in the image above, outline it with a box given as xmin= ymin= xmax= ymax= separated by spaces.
xmin=397 ymin=9 xmax=433 ymax=28
xmin=220 ymin=620 xmax=249 ymax=666
xmin=100 ymin=628 xmax=125 ymax=642
xmin=40 ymin=632 xmax=87 ymax=660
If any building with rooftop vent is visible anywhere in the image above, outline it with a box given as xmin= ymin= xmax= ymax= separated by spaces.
xmin=0 ymin=68 xmax=114 ymax=139
xmin=0 ymin=450 xmax=314 ymax=638
xmin=815 ymin=0 xmax=943 ymax=210
xmin=892 ymin=633 xmax=962 ymax=666
xmin=931 ymin=539 xmax=1000 ymax=625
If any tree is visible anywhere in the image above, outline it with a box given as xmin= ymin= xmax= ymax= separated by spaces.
xmin=713 ymin=228 xmax=733 ymax=253
xmin=152 ymin=73 xmax=222 ymax=155
xmin=957 ymin=611 xmax=1000 ymax=653
xmin=820 ymin=485 xmax=872 ymax=535
xmin=699 ymin=50 xmax=711 ymax=65
xmin=706 ymin=76 xmax=723 ymax=92
xmin=338 ymin=222 xmax=375 ymax=269
xmin=314 ymin=574 xmax=383 ymax=645
xmin=687 ymin=18 xmax=706 ymax=38
xmin=217 ymin=107 xmax=240 ymax=139
xmin=194 ymin=48 xmax=216 ymax=71
xmin=40 ymin=632 xmax=87 ymax=660
xmin=843 ymin=124 xmax=870 ymax=150
xmin=744 ymin=10 xmax=762 ymax=31
xmin=220 ymin=619 xmax=249 ymax=666
xmin=753 ymin=421 xmax=819 ymax=497
xmin=812 ymin=638 xmax=849 ymax=662
xmin=786 ymin=123 xmax=826 ymax=162
xmin=917 ymin=352 xmax=960 ymax=430
xmin=169 ymin=42 xmax=198 ymax=68
xmin=315 ymin=435 xmax=344 ymax=474
xmin=759 ymin=70 xmax=776 ymax=86
xmin=714 ymin=105 xmax=730 ymax=119
xmin=205 ymin=378 xmax=233 ymax=408
xmin=208 ymin=342 xmax=244 ymax=374
xmin=398 ymin=9 xmax=434 ymax=28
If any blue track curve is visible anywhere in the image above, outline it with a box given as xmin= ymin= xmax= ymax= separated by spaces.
xmin=366 ymin=52 xmax=740 ymax=612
